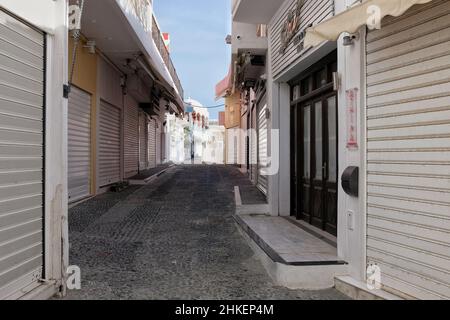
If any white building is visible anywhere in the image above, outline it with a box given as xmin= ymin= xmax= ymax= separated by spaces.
xmin=185 ymin=98 xmax=210 ymax=163
xmin=166 ymin=113 xmax=189 ymax=163
xmin=203 ymin=120 xmax=225 ymax=165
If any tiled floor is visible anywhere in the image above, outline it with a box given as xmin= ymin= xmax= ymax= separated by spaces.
xmin=237 ymin=215 xmax=342 ymax=264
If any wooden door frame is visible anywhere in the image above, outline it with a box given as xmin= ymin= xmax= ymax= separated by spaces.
xmin=289 ymin=50 xmax=338 ymax=234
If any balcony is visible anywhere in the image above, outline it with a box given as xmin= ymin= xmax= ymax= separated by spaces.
xmin=152 ymin=16 xmax=184 ymax=99
xmin=232 ymin=0 xmax=284 ymax=24
xmin=116 ymin=0 xmax=184 ymax=101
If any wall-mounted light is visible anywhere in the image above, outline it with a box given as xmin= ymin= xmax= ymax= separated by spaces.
xmin=343 ymin=33 xmax=360 ymax=46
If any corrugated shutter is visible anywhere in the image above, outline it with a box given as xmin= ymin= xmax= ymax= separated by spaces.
xmin=148 ymin=117 xmax=156 ymax=168
xmin=0 ymin=10 xmax=45 ymax=299
xmin=366 ymin=0 xmax=450 ymax=300
xmin=68 ymin=87 xmax=91 ymax=203
xmin=270 ymin=0 xmax=334 ymax=79
xmin=257 ymin=99 xmax=268 ymax=195
xmin=139 ymin=111 xmax=147 ymax=171
xmin=98 ymin=100 xmax=121 ymax=187
xmin=124 ymin=97 xmax=139 ymax=178
xmin=251 ymin=106 xmax=258 ymax=183
xmin=156 ymin=121 xmax=162 ymax=165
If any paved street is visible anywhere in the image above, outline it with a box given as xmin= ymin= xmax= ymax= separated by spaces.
xmin=65 ymin=165 xmax=346 ymax=300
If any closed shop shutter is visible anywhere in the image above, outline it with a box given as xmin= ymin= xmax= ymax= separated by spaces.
xmin=124 ymin=97 xmax=139 ymax=178
xmin=257 ymin=96 xmax=268 ymax=195
xmin=156 ymin=121 xmax=162 ymax=165
xmin=241 ymin=114 xmax=247 ymax=168
xmin=0 ymin=10 xmax=45 ymax=299
xmin=251 ymin=105 xmax=258 ymax=183
xmin=148 ymin=118 xmax=157 ymax=168
xmin=68 ymin=87 xmax=91 ymax=203
xmin=98 ymin=100 xmax=121 ymax=187
xmin=366 ymin=0 xmax=450 ymax=300
xmin=139 ymin=111 xmax=147 ymax=171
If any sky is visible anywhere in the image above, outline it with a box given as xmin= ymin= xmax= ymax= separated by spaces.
xmin=153 ymin=0 xmax=231 ymax=120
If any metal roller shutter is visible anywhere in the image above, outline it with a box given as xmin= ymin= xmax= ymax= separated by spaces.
xmin=68 ymin=87 xmax=91 ymax=203
xmin=366 ymin=0 xmax=450 ymax=300
xmin=257 ymin=97 xmax=268 ymax=195
xmin=124 ymin=97 xmax=139 ymax=178
xmin=0 ymin=10 xmax=45 ymax=299
xmin=156 ymin=121 xmax=162 ymax=165
xmin=98 ymin=100 xmax=121 ymax=187
xmin=148 ymin=118 xmax=157 ymax=169
xmin=139 ymin=111 xmax=147 ymax=171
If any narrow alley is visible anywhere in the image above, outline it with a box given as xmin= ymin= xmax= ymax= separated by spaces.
xmin=66 ymin=165 xmax=345 ymax=300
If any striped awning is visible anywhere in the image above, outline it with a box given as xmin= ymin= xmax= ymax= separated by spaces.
xmin=304 ymin=0 xmax=434 ymax=48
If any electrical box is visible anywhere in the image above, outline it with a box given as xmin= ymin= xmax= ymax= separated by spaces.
xmin=342 ymin=166 xmax=359 ymax=197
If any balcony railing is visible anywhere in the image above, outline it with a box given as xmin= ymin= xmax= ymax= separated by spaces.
xmin=152 ymin=16 xmax=184 ymax=100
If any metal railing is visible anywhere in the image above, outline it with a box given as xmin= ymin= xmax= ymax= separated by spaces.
xmin=152 ymin=16 xmax=184 ymax=100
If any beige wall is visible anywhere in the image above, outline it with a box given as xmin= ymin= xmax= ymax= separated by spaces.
xmin=225 ymin=92 xmax=241 ymax=129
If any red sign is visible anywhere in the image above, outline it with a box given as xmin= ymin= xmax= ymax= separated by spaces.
xmin=346 ymin=88 xmax=358 ymax=149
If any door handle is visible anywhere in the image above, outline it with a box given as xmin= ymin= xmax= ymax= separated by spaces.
xmin=323 ymin=162 xmax=328 ymax=179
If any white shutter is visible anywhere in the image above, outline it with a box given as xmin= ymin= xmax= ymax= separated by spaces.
xmin=148 ymin=118 xmax=157 ymax=168
xmin=139 ymin=111 xmax=147 ymax=171
xmin=68 ymin=87 xmax=91 ymax=202
xmin=0 ymin=10 xmax=45 ymax=299
xmin=156 ymin=121 xmax=162 ymax=165
xmin=257 ymin=99 xmax=269 ymax=195
xmin=124 ymin=97 xmax=139 ymax=178
xmin=251 ymin=106 xmax=258 ymax=183
xmin=366 ymin=0 xmax=450 ymax=300
xmin=98 ymin=100 xmax=121 ymax=187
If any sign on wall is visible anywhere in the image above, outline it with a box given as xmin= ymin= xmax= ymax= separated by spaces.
xmin=280 ymin=0 xmax=304 ymax=54
xmin=346 ymin=88 xmax=358 ymax=149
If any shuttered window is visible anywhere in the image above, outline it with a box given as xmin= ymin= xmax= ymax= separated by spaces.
xmin=0 ymin=10 xmax=45 ymax=299
xmin=366 ymin=0 xmax=450 ymax=300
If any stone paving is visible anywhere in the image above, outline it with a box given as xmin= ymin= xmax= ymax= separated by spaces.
xmin=64 ymin=165 xmax=347 ymax=300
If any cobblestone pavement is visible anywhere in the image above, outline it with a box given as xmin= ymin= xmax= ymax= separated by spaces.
xmin=65 ymin=165 xmax=347 ymax=300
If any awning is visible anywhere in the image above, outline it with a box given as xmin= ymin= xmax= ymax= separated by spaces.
xmin=304 ymin=0 xmax=433 ymax=48
xmin=215 ymin=64 xmax=233 ymax=100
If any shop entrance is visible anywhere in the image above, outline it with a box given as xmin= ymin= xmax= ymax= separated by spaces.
xmin=290 ymin=52 xmax=338 ymax=236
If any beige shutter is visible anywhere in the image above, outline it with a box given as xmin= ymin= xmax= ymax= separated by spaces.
xmin=68 ymin=87 xmax=91 ymax=202
xmin=366 ymin=0 xmax=450 ymax=300
xmin=0 ymin=10 xmax=45 ymax=299
xmin=98 ymin=100 xmax=121 ymax=187
xmin=124 ymin=96 xmax=139 ymax=178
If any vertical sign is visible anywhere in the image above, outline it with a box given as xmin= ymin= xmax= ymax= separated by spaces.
xmin=346 ymin=88 xmax=358 ymax=149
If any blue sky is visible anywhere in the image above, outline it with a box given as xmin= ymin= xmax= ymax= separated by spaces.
xmin=154 ymin=0 xmax=231 ymax=119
